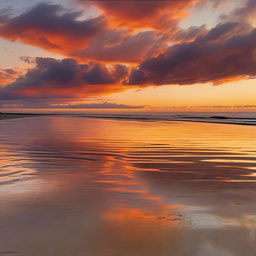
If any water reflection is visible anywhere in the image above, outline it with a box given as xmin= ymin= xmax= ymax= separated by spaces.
xmin=0 ymin=116 xmax=256 ymax=255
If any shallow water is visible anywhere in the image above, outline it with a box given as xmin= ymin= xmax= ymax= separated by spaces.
xmin=0 ymin=116 xmax=256 ymax=256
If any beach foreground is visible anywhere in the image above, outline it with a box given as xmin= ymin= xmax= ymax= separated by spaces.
xmin=0 ymin=116 xmax=255 ymax=256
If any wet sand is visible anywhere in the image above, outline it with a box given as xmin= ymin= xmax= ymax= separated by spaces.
xmin=0 ymin=116 xmax=255 ymax=256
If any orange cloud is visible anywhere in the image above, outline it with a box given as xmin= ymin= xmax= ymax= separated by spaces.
xmin=0 ymin=3 xmax=106 ymax=55
xmin=0 ymin=69 xmax=20 ymax=85
xmin=72 ymin=30 xmax=168 ymax=63
xmin=82 ymin=0 xmax=195 ymax=31
xmin=0 ymin=3 xmax=169 ymax=63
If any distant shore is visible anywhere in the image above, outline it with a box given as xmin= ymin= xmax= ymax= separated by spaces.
xmin=0 ymin=112 xmax=45 ymax=121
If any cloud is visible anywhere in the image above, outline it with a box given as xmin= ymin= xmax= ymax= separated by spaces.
xmin=195 ymin=0 xmax=229 ymax=9
xmin=50 ymin=102 xmax=144 ymax=109
xmin=221 ymin=0 xmax=256 ymax=24
xmin=0 ymin=2 xmax=169 ymax=63
xmin=0 ymin=2 xmax=255 ymax=103
xmin=128 ymin=23 xmax=256 ymax=85
xmin=1 ymin=1 xmax=251 ymax=67
xmin=0 ymin=3 xmax=106 ymax=53
xmin=1 ymin=21 xmax=255 ymax=102
xmin=0 ymin=58 xmax=129 ymax=100
xmin=196 ymin=22 xmax=252 ymax=43
xmin=0 ymin=101 xmax=144 ymax=109
xmin=0 ymin=68 xmax=20 ymax=85
xmin=173 ymin=25 xmax=208 ymax=42
xmin=80 ymin=0 xmax=195 ymax=30
xmin=20 ymin=56 xmax=35 ymax=64
xmin=72 ymin=30 xmax=167 ymax=62
xmin=1 ymin=1 xmax=246 ymax=66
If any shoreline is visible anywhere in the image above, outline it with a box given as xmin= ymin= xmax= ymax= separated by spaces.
xmin=0 ymin=112 xmax=48 ymax=121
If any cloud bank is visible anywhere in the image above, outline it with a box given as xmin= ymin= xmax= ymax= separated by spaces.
xmin=0 ymin=58 xmax=128 ymax=99
xmin=128 ymin=23 xmax=256 ymax=85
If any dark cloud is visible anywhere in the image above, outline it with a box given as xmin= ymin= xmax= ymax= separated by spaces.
xmin=173 ymin=22 xmax=251 ymax=44
xmin=128 ymin=24 xmax=256 ymax=85
xmin=0 ymin=3 xmax=106 ymax=52
xmin=0 ymin=58 xmax=129 ymax=100
xmin=196 ymin=22 xmax=252 ymax=43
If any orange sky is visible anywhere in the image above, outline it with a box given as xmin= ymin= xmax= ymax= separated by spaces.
xmin=0 ymin=0 xmax=255 ymax=111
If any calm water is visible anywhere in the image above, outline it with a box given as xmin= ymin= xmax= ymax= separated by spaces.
xmin=0 ymin=116 xmax=256 ymax=256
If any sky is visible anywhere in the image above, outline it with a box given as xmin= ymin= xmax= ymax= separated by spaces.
xmin=0 ymin=0 xmax=255 ymax=111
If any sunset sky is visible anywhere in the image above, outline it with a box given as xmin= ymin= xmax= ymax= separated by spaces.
xmin=0 ymin=0 xmax=255 ymax=110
